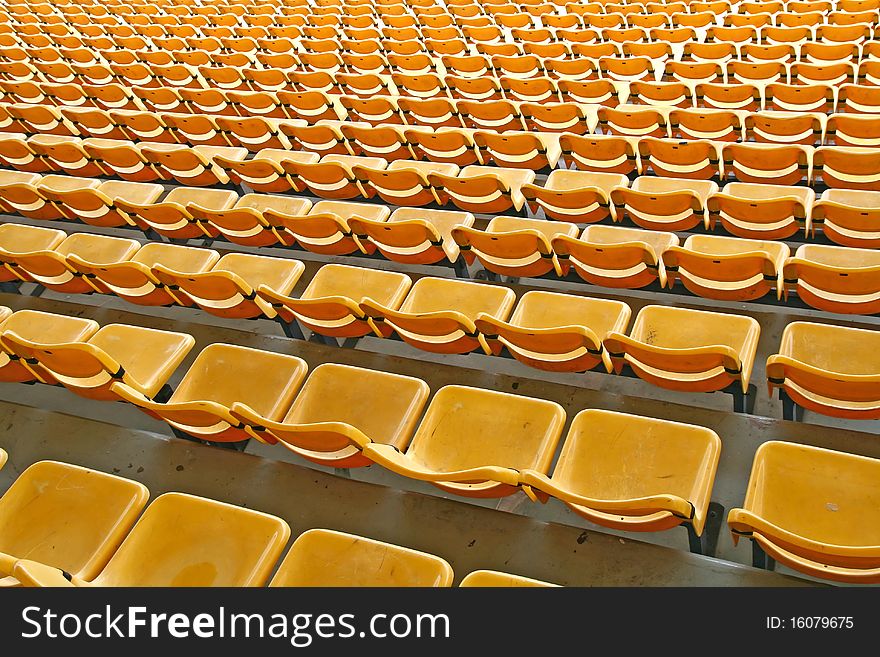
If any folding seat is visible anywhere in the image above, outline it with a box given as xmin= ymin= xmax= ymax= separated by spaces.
xmin=434 ymin=165 xmax=539 ymax=215
xmin=741 ymin=43 xmax=796 ymax=65
xmin=727 ymin=61 xmax=788 ymax=86
xmin=764 ymin=83 xmax=834 ymax=114
xmin=0 ymin=172 xmax=98 ymax=221
xmin=40 ymin=82 xmax=92 ymax=109
xmin=0 ymin=135 xmax=49 ymax=173
xmin=356 ymin=160 xmax=459 ymax=208
xmin=708 ymin=182 xmax=813 ymax=238
xmin=611 ymin=176 xmax=718 ymax=232
xmin=775 ymin=11 xmax=823 ymax=30
xmin=547 ymin=220 xmax=672 ymax=286
xmin=722 ymin=143 xmax=811 ymax=186
xmin=694 ymin=83 xmax=760 ymax=112
xmin=0 ymin=80 xmax=47 ymax=105
xmin=816 ymin=23 xmax=872 ymax=45
xmin=603 ymin=305 xmax=760 ymax=409
xmin=0 ymin=61 xmax=39 ymax=84
xmin=762 ymin=25 xmax=812 ymax=49
xmin=40 ymin=180 xmax=164 ymax=228
xmin=460 ymin=570 xmax=558 ymax=587
xmin=266 ymin=199 xmax=391 ymax=256
xmin=116 ymin=187 xmax=238 ymax=240
xmin=706 ymin=25 xmax=759 ymax=46
xmin=214 ymin=148 xmax=315 ymax=194
xmin=558 ymin=134 xmax=638 ymax=175
xmin=863 ymin=42 xmax=880 ymax=63
xmin=627 ymin=81 xmax=692 ymax=109
xmin=782 ymin=244 xmax=880 ymax=315
xmin=726 ymin=13 xmax=773 ymax=30
xmin=0 ymin=460 xmax=148 ymax=585
xmin=225 ymin=90 xmax=287 ymax=119
xmin=213 ymin=116 xmax=292 ymax=152
xmin=446 ymin=75 xmax=504 ymax=103
xmin=768 ymin=323 xmax=880 ymax=421
xmin=792 ymin=62 xmax=856 ymax=87
xmin=5 ymin=231 xmax=141 ymax=294
xmin=340 ymin=123 xmax=412 ymax=162
xmin=404 ymin=127 xmax=480 ymax=167
xmin=629 ymin=13 xmax=670 ymax=30
xmin=277 ymin=90 xmax=343 ymax=123
xmin=543 ymin=58 xmax=601 ymax=85
xmin=188 ymin=194 xmax=313 ymax=248
xmin=517 ymin=103 xmax=587 ymax=136
xmin=745 ymin=112 xmax=824 ymax=146
xmin=473 ymin=131 xmax=562 ymax=170
xmin=449 ymin=215 xmax=574 ymax=280
xmin=839 ymin=84 xmax=880 ymax=114
xmin=636 ymin=137 xmax=719 ymax=179
xmin=681 ymin=42 xmax=737 ymax=66
xmin=598 ymin=56 xmax=655 ymax=84
xmin=280 ymin=121 xmax=350 ymax=158
xmin=360 ymin=384 xmax=564 ymax=498
xmin=26 ymin=136 xmax=111 ymax=178
xmin=650 ymin=26 xmax=696 ymax=44
xmin=622 ymin=42 xmax=674 ymax=69
xmin=2 ymin=323 xmax=195 ymax=402
xmin=492 ymin=55 xmax=545 ymax=81
xmin=728 ymin=442 xmax=880 ymax=583
xmin=555 ymin=28 xmax=603 ymax=46
xmin=14 ymin=492 xmax=291 ymax=587
xmin=256 ymin=263 xmax=409 ymax=343
xmin=141 ymin=144 xmax=249 ymax=187
xmin=129 ymin=86 xmax=186 ymax=115
xmin=76 ymin=138 xmax=156 ymax=183
xmin=554 ymin=81 xmax=617 ymax=113
xmin=597 ymin=106 xmax=667 ymax=138
xmin=0 ymin=222 xmax=65 ymax=286
xmin=6 ymin=104 xmax=75 ymax=136
xmin=108 ymin=110 xmax=175 ymax=143
xmin=663 ymin=234 xmax=788 ymax=301
xmin=802 ymin=39 xmax=857 ymax=64
xmin=522 ymin=170 xmax=629 ymax=224
xmin=441 ymin=54 xmax=492 ymax=80
xmin=81 ymin=83 xmax=140 ymax=112
xmin=689 ymin=0 xmax=733 ymax=11
xmin=270 ymin=528 xmax=450 ymax=587
xmin=153 ymin=253 xmax=305 ymax=321
xmin=285 ymin=155 xmax=385 ymax=201
xmin=70 ymin=243 xmax=220 ymax=308
xmin=815 ymin=146 xmax=880 ymax=191
xmin=813 ymin=189 xmax=880 ymax=248
xmin=668 ymin=108 xmax=742 ymax=143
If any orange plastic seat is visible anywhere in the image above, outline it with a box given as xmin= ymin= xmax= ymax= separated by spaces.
xmin=611 ymin=176 xmax=717 ymax=232
xmin=839 ymin=84 xmax=880 ymax=114
xmin=764 ymin=83 xmax=835 ymax=113
xmin=397 ymin=97 xmax=461 ymax=129
xmin=669 ymin=108 xmax=742 ymax=142
xmin=458 ymin=99 xmax=525 ymax=132
xmin=405 ymin=127 xmax=481 ymax=167
xmin=745 ymin=112 xmax=823 ymax=146
xmin=0 ymin=223 xmax=66 ymax=285
xmin=627 ymin=81 xmax=692 ymax=109
xmin=826 ymin=114 xmax=880 ymax=149
xmin=709 ymin=182 xmax=813 ymax=239
xmin=141 ymin=144 xmax=248 ymax=187
xmin=522 ymin=170 xmax=628 ymax=224
xmin=339 ymin=96 xmax=402 ymax=126
xmin=266 ymin=199 xmax=390 ymax=256
xmin=638 ymin=138 xmax=721 ymax=179
xmin=558 ymin=134 xmax=638 ymax=175
xmin=521 ymin=102 xmax=590 ymax=135
xmin=341 ymin=123 xmax=412 ymax=162
xmin=189 ymin=194 xmax=312 ymax=248
xmin=722 ymin=143 xmax=811 ymax=186
xmin=474 ymin=131 xmax=561 ymax=170
xmin=604 ymin=304 xmax=760 ymax=406
xmin=356 ymin=160 xmax=457 ymax=207
xmin=0 ymin=172 xmax=98 ymax=221
xmin=664 ymin=60 xmax=724 ymax=85
xmin=598 ymin=106 xmax=667 ymax=138
xmin=280 ymin=121 xmax=350 ymax=158
xmin=214 ymin=148 xmax=316 ymax=193
xmin=41 ymin=180 xmax=164 ymax=228
xmin=813 ymin=189 xmax=880 ymax=248
xmin=452 ymin=215 xmax=577 ymax=279
xmin=782 ymin=244 xmax=880 ymax=315
xmin=361 ymin=276 xmax=515 ymax=355
xmin=116 ymin=187 xmax=238 ymax=241
xmin=695 ymin=82 xmax=762 ymax=112
xmin=431 ymin=165 xmax=535 ymax=215
xmin=80 ymin=138 xmax=160 ymax=183
xmin=815 ymin=146 xmax=880 ymax=191
xmin=664 ymin=234 xmax=789 ymax=301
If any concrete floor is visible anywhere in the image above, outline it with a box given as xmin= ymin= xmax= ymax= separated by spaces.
xmin=0 ymin=179 xmax=877 ymax=587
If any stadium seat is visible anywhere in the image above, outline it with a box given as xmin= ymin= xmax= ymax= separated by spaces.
xmin=475 ymin=290 xmax=631 ymax=374
xmin=745 ymin=112 xmax=824 ymax=146
xmin=233 ymin=362 xmax=429 ymax=468
xmin=1 ymin=323 xmax=194 ymax=402
xmin=269 ymin=199 xmax=390 ymax=256
xmin=431 ymin=165 xmax=535 ymax=215
xmin=187 ymin=194 xmax=312 ymax=247
xmin=826 ymin=114 xmax=880 ymax=149
xmin=214 ymin=148 xmax=316 ymax=193
xmin=558 ymin=134 xmax=638 ymax=175
xmin=815 ymin=146 xmax=880 ymax=191
xmin=113 ymin=343 xmax=307 ymax=444
xmin=611 ymin=176 xmax=717 ymax=232
xmin=708 ymin=182 xmax=813 ymax=239
xmin=521 ymin=409 xmax=721 ymax=553
xmin=269 ymin=529 xmax=453 ymax=587
xmin=0 ymin=460 xmax=148 ymax=586
xmin=813 ymin=189 xmax=880 ymax=248
xmin=598 ymin=106 xmax=667 ymax=139
xmin=638 ymin=138 xmax=721 ymax=179
xmin=604 ymin=305 xmax=760 ymax=410
xmin=357 ymin=160 xmax=458 ymax=207
xmin=14 ymin=492 xmax=291 ymax=587
xmin=695 ymin=82 xmax=762 ymax=112
xmin=153 ymin=253 xmax=304 ymax=320
xmin=664 ymin=234 xmax=789 ymax=301
xmin=767 ymin=322 xmax=880 ymax=421
xmin=405 ymin=127 xmax=482 ymax=167
xmin=782 ymin=244 xmax=880 ymax=315
xmin=116 ymin=187 xmax=239 ymax=240
xmin=0 ymin=221 xmax=65 ymax=284
xmin=522 ymin=170 xmax=628 ymax=224
xmin=764 ymin=83 xmax=835 ymax=114
xmin=728 ymin=442 xmax=880 ymax=584
xmin=459 ymin=570 xmax=558 ymax=587
xmin=473 ymin=131 xmax=562 ymax=170
xmin=42 ymin=180 xmax=164 ymax=228
xmin=362 ymin=384 xmax=565 ymax=498
xmin=721 ymin=143 xmax=811 ymax=186
xmin=258 ymin=263 xmax=411 ymax=341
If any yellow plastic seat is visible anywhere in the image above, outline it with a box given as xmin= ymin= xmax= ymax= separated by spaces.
xmin=341 ymin=123 xmax=413 ymax=162
xmin=350 ymin=207 xmax=474 ymax=266
xmin=286 ymin=154 xmax=386 ymax=201
xmin=722 ymin=142 xmax=811 ymax=187
xmin=214 ymin=148 xmax=316 ymax=193
xmin=1 ymin=173 xmax=99 ymax=221
xmin=14 ymin=492 xmax=291 ymax=587
xmin=459 ymin=570 xmax=558 ymax=587
xmin=268 ymin=199 xmax=390 ymax=256
xmin=1 ymin=323 xmax=194 ymax=402
xmin=728 ymin=441 xmax=880 ymax=584
xmin=476 ymin=290 xmax=630 ymax=374
xmin=41 ymin=180 xmax=164 ymax=228
xmin=356 ymin=160 xmax=459 ymax=208
xmin=557 ymin=134 xmax=637 ymax=175
xmin=522 ymin=170 xmax=628 ymax=224
xmin=405 ymin=127 xmax=482 ymax=167
xmin=160 ymin=113 xmax=229 ymax=148
xmin=611 ymin=176 xmax=718 ymax=232
xmin=521 ymin=409 xmax=721 ymax=549
xmin=815 ymin=146 xmax=880 ymax=192
xmin=782 ymin=244 xmax=880 ymax=315
xmin=361 ymin=276 xmax=515 ymax=355
xmin=27 ymin=134 xmax=107 ymax=178
xmin=453 ymin=215 xmax=577 ymax=279
xmin=154 ymin=253 xmax=304 ymax=320
xmin=141 ymin=144 xmax=248 ymax=187
xmin=116 ymin=187 xmax=238 ymax=241
xmin=0 ymin=136 xmax=48 ymax=173
xmin=69 ymin=243 xmax=220 ymax=308
xmin=0 ymin=461 xmax=148 ymax=585
xmin=363 ymin=384 xmax=565 ymax=498
xmin=473 ymin=131 xmax=562 ymax=170
xmin=269 ymin=528 xmax=453 ymax=587
xmin=638 ymin=138 xmax=722 ymax=180
xmin=813 ymin=189 xmax=880 ymax=248
xmin=767 ymin=322 xmax=880 ymax=421
xmin=554 ymin=224 xmax=679 ymax=289
xmin=708 ymin=182 xmax=814 ymax=240
xmin=113 ymin=343 xmax=308 ymax=444
xmin=664 ymin=235 xmax=789 ymax=301
xmin=0 ymin=309 xmax=98 ymax=384
xmin=0 ymin=222 xmax=65 ymax=283
xmin=604 ymin=305 xmax=760 ymax=403
xmin=189 ymin=194 xmax=312 ymax=247
xmin=257 ymin=263 xmax=411 ymax=341
xmin=81 ymin=138 xmax=161 ymax=183
xmin=232 ymin=363 xmax=429 ymax=468
xmin=10 ymin=232 xmax=140 ymax=295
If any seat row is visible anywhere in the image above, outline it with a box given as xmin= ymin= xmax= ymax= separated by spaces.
xmin=0 ymin=458 xmax=554 ymax=586
xmin=2 ymin=248 xmax=877 ymax=417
